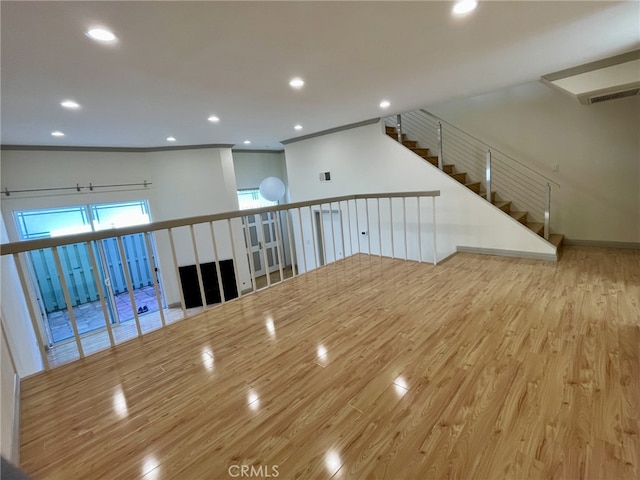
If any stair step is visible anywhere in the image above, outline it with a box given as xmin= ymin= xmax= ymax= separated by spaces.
xmin=425 ymin=156 xmax=439 ymax=167
xmin=548 ymin=233 xmax=564 ymax=248
xmin=410 ymin=148 xmax=431 ymax=157
xmin=465 ymin=182 xmax=481 ymax=194
xmin=450 ymin=172 xmax=467 ymax=183
xmin=386 ymin=132 xmax=407 ymax=141
xmin=385 ymin=125 xmax=396 ymax=134
xmin=443 ymin=164 xmax=454 ymax=174
xmin=510 ymin=211 xmax=528 ymax=224
xmin=527 ymin=222 xmax=544 ymax=236
xmin=494 ymin=200 xmax=511 ymax=213
xmin=402 ymin=140 xmax=418 ymax=148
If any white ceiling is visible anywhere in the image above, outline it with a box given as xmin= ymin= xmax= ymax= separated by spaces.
xmin=1 ymin=1 xmax=639 ymax=150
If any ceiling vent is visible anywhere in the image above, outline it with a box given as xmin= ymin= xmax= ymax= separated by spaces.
xmin=587 ymin=88 xmax=640 ymax=105
xmin=542 ymin=50 xmax=640 ymax=105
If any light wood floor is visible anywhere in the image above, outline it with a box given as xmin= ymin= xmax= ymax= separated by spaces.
xmin=20 ymin=247 xmax=640 ymax=479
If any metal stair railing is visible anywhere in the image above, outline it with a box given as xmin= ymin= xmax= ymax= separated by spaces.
xmin=385 ymin=110 xmax=560 ymax=240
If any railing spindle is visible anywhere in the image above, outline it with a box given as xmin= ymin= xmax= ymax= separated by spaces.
xmin=273 ymin=212 xmax=285 ymax=282
xmin=365 ymin=198 xmax=371 ymax=255
xmin=328 ymin=202 xmax=337 ymax=263
xmin=143 ymin=232 xmax=166 ymax=327
xmin=208 ymin=222 xmax=226 ymax=304
xmin=116 ymin=236 xmax=142 ymax=337
xmin=285 ymin=209 xmax=297 ymax=277
xmin=167 ymin=228 xmax=187 ymax=318
xmin=308 ymin=206 xmax=319 ymax=269
xmin=403 ymin=197 xmax=408 ymax=261
xmin=257 ymin=213 xmax=271 ymax=288
xmin=389 ymin=197 xmax=395 ymax=259
xmin=377 ymin=198 xmax=382 ymax=257
xmin=296 ymin=208 xmax=308 ymax=273
xmin=417 ymin=197 xmax=422 ymax=263
xmin=437 ymin=121 xmax=444 ymax=170
xmin=486 ymin=150 xmax=492 ymax=202
xmin=51 ymin=246 xmax=85 ymax=357
xmin=190 ymin=225 xmax=208 ymax=310
xmin=227 ymin=219 xmax=243 ymax=298
xmin=544 ymin=183 xmax=551 ymax=241
xmin=242 ymin=216 xmax=258 ymax=292
xmin=86 ymin=241 xmax=115 ymax=346
xmin=317 ymin=204 xmax=327 ymax=266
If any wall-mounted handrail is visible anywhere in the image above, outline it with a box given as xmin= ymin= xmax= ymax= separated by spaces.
xmin=420 ymin=109 xmax=560 ymax=187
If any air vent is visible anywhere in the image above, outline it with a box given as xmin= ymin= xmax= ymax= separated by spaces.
xmin=587 ymin=88 xmax=640 ymax=104
xmin=541 ymin=50 xmax=640 ymax=106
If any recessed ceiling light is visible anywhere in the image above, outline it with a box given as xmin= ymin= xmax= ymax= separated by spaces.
xmin=243 ymin=140 xmax=251 ymax=145
xmin=86 ymin=27 xmax=117 ymax=42
xmin=379 ymin=100 xmax=391 ymax=109
xmin=61 ymin=100 xmax=80 ymax=109
xmin=453 ymin=0 xmax=478 ymax=15
xmin=166 ymin=136 xmax=176 ymax=142
xmin=51 ymin=131 xmax=65 ymax=137
xmin=208 ymin=115 xmax=220 ymax=123
xmin=289 ymin=77 xmax=304 ymax=89
xmin=294 ymin=125 xmax=303 ymax=131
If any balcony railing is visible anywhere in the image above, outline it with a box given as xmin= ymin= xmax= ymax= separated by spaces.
xmin=1 ymin=191 xmax=440 ymax=372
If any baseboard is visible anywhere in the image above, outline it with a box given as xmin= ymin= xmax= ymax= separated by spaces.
xmin=456 ymin=246 xmax=557 ymax=262
xmin=12 ymin=373 xmax=20 ymax=464
xmin=563 ymin=239 xmax=640 ymax=249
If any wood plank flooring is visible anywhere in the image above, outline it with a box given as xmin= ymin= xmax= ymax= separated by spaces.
xmin=19 ymin=247 xmax=640 ymax=479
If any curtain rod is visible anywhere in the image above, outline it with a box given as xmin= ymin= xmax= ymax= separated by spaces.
xmin=2 ymin=180 xmax=151 ymax=196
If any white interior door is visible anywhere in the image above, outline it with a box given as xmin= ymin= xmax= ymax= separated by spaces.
xmin=247 ymin=213 xmax=280 ymax=277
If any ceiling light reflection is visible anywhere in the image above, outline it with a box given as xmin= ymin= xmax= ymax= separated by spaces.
xmin=113 ymin=387 xmax=128 ymax=419
xmin=248 ymin=390 xmax=260 ymax=411
xmin=316 ymin=344 xmax=329 ymax=367
xmin=142 ymin=455 xmax=160 ymax=480
xmin=393 ymin=376 xmax=409 ymax=397
xmin=265 ymin=316 xmax=276 ymax=338
xmin=202 ymin=348 xmax=214 ymax=372
xmin=325 ymin=449 xmax=343 ymax=476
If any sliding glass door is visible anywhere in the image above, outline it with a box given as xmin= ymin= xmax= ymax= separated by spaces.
xmin=14 ymin=200 xmax=163 ymax=345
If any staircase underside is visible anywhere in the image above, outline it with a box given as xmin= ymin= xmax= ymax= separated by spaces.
xmin=385 ymin=125 xmax=564 ymax=254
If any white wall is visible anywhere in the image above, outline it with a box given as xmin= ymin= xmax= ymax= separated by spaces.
xmin=0 ymin=215 xmax=42 ymax=377
xmin=285 ymin=121 xmax=555 ymax=266
xmin=233 ymin=151 xmax=288 ymax=192
xmin=1 ymin=320 xmax=19 ymax=462
xmin=0 ymin=147 xmax=252 ymax=323
xmin=426 ymin=81 xmax=640 ymax=243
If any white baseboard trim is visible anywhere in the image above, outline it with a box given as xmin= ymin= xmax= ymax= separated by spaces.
xmin=12 ymin=373 xmax=20 ymax=464
xmin=456 ymin=246 xmax=558 ymax=262
xmin=563 ymin=239 xmax=640 ymax=249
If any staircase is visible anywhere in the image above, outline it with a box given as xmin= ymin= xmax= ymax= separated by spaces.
xmin=385 ymin=125 xmax=564 ymax=249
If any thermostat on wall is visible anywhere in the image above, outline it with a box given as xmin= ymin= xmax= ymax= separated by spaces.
xmin=319 ymin=171 xmax=331 ymax=182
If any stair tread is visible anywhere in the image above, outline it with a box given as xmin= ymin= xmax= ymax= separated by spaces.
xmin=527 ymin=222 xmax=544 ymax=235
xmin=510 ymin=211 xmax=528 ymax=223
xmin=548 ymin=233 xmax=564 ymax=248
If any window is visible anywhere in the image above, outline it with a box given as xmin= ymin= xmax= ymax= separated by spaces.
xmin=237 ymin=189 xmax=277 ymax=211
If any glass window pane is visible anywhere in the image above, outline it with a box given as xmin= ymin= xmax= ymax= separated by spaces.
xmin=237 ymin=189 xmax=277 ymax=211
